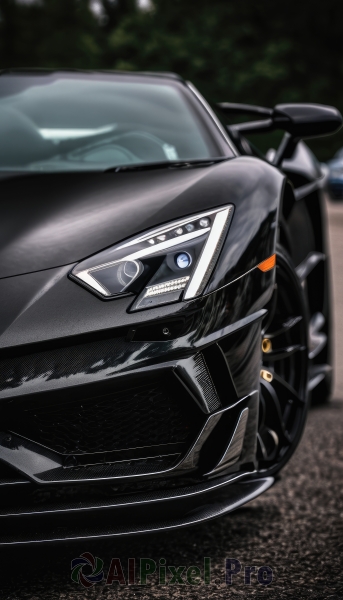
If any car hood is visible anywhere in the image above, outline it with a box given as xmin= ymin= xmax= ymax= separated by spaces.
xmin=0 ymin=161 xmax=244 ymax=279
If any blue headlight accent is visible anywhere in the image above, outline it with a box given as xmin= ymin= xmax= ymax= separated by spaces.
xmin=175 ymin=252 xmax=192 ymax=269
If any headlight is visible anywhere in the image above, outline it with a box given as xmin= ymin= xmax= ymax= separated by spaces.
xmin=71 ymin=205 xmax=234 ymax=310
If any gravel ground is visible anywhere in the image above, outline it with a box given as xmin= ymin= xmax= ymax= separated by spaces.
xmin=1 ymin=200 xmax=342 ymax=600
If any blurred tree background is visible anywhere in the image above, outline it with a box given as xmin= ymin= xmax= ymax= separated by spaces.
xmin=0 ymin=0 xmax=342 ymax=160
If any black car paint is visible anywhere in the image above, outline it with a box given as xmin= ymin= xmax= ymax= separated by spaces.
xmin=0 ymin=71 xmax=332 ymax=544
xmin=0 ymin=157 xmax=279 ymax=541
xmin=0 ymin=165 xmax=227 ymax=279
xmin=0 ymin=153 xmax=277 ymax=283
xmin=0 ymin=156 xmax=282 ymax=350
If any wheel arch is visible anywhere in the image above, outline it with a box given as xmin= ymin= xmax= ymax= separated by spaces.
xmin=278 ymin=176 xmax=333 ymax=404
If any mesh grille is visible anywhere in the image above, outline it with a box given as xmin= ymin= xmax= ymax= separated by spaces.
xmin=8 ymin=376 xmax=202 ymax=456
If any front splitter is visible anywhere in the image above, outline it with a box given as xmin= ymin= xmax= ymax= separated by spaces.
xmin=0 ymin=474 xmax=274 ymax=545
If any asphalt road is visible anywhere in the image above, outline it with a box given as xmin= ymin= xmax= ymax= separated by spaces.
xmin=1 ymin=200 xmax=343 ymax=600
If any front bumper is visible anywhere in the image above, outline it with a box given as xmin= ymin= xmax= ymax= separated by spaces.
xmin=0 ymin=264 xmax=275 ymax=544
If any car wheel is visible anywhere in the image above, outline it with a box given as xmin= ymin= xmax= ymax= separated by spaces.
xmin=257 ymin=244 xmax=310 ymax=476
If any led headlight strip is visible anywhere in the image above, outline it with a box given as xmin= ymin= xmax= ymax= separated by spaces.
xmin=184 ymin=206 xmax=233 ymax=299
xmin=145 ymin=276 xmax=190 ymax=297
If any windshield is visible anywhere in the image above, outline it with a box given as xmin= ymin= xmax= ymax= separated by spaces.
xmin=0 ymin=72 xmax=222 ymax=172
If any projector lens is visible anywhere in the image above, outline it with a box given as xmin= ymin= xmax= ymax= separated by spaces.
xmin=175 ymin=252 xmax=191 ymax=269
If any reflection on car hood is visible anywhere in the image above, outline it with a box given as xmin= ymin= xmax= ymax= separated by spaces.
xmin=0 ymin=162 xmax=236 ymax=279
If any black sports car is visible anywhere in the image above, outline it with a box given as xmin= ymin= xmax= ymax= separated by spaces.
xmin=0 ymin=70 xmax=341 ymax=545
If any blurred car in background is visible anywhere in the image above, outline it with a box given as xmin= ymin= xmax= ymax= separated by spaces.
xmin=327 ymin=148 xmax=343 ymax=200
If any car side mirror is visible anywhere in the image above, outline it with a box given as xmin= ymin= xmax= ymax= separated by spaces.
xmin=272 ymin=103 xmax=342 ymax=139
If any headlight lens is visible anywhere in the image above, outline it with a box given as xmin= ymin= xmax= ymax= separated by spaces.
xmin=71 ymin=205 xmax=234 ymax=310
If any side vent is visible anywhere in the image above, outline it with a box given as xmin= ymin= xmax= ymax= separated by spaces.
xmin=175 ymin=352 xmax=221 ymax=414
xmin=202 ymin=343 xmax=238 ymax=407
xmin=175 ymin=342 xmax=238 ymax=413
xmin=205 ymin=408 xmax=249 ymax=474
xmin=193 ymin=353 xmax=221 ymax=413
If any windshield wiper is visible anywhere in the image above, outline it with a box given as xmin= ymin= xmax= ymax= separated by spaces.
xmin=105 ymin=157 xmax=229 ymax=173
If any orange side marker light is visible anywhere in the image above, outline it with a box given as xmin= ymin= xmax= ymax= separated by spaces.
xmin=258 ymin=254 xmax=276 ymax=272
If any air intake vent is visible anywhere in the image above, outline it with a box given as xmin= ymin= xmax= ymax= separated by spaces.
xmin=4 ymin=373 xmax=204 ymax=458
